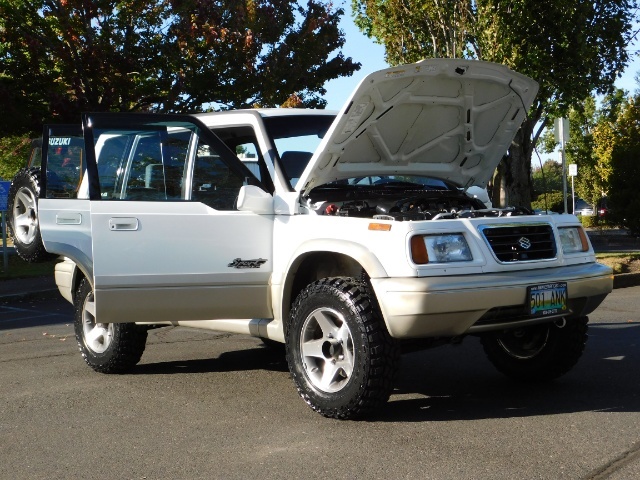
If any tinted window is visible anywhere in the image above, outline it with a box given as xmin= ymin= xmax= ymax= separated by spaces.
xmin=92 ymin=127 xmax=190 ymax=201
xmin=45 ymin=135 xmax=84 ymax=199
xmin=191 ymin=139 xmax=244 ymax=210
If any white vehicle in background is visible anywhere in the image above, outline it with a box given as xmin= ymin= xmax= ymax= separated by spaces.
xmin=16 ymin=59 xmax=612 ymax=419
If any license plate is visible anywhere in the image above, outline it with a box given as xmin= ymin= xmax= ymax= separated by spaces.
xmin=528 ymin=282 xmax=568 ymax=317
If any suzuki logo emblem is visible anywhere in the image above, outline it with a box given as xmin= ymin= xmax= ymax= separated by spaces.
xmin=518 ymin=237 xmax=532 ymax=249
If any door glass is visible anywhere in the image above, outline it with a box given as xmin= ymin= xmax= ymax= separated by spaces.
xmin=208 ymin=124 xmax=270 ymax=188
xmin=91 ymin=126 xmax=191 ymax=201
xmin=191 ymin=138 xmax=244 ymax=210
xmin=84 ymin=115 xmax=262 ymax=204
xmin=236 ymin=143 xmax=261 ymax=181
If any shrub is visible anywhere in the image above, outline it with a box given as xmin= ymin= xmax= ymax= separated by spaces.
xmin=531 ymin=191 xmax=565 ymax=213
xmin=579 ymin=215 xmax=598 ymax=228
xmin=0 ymin=136 xmax=31 ymax=180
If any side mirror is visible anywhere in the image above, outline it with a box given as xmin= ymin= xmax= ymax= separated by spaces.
xmin=237 ymin=185 xmax=273 ymax=214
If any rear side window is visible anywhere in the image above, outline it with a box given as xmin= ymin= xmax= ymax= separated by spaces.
xmin=45 ymin=135 xmax=84 ymax=199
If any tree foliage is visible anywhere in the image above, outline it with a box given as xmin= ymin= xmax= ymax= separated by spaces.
xmin=352 ymin=0 xmax=635 ymax=208
xmin=531 ymin=191 xmax=564 ymax=213
xmin=539 ymin=90 xmax=628 ymax=216
xmin=565 ymin=96 xmax=601 ymax=209
xmin=0 ymin=136 xmax=31 ymax=180
xmin=607 ymin=96 xmax=640 ymax=234
xmin=531 ymin=159 xmax=562 ymax=197
xmin=0 ymin=0 xmax=359 ymax=136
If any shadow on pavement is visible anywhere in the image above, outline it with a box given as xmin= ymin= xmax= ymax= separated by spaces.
xmin=132 ymin=345 xmax=289 ymax=375
xmin=373 ymin=322 xmax=640 ymax=422
xmin=123 ymin=321 xmax=640 ymax=423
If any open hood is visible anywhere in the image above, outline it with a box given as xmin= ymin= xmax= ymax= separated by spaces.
xmin=297 ymin=59 xmax=538 ymax=195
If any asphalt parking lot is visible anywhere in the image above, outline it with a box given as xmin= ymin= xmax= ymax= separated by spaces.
xmin=1 ymin=286 xmax=639 ymax=480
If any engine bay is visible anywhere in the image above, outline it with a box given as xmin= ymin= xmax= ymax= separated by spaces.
xmin=305 ymin=182 xmax=533 ymax=221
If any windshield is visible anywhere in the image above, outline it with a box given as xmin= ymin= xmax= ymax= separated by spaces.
xmin=262 ymin=114 xmax=335 ymax=187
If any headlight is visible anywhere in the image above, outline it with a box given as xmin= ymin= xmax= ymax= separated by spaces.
xmin=410 ymin=234 xmax=472 ymax=264
xmin=559 ymin=227 xmax=589 ymax=254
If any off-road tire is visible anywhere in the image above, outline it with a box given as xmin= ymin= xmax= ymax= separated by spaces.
xmin=7 ymin=168 xmax=52 ymax=263
xmin=286 ymin=277 xmax=399 ymax=419
xmin=481 ymin=317 xmax=589 ymax=381
xmin=74 ymin=278 xmax=148 ymax=373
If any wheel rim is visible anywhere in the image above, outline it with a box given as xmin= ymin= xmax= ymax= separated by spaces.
xmin=497 ymin=325 xmax=551 ymax=360
xmin=81 ymin=290 xmax=114 ymax=354
xmin=299 ymin=307 xmax=355 ymax=393
xmin=12 ymin=187 xmax=38 ymax=245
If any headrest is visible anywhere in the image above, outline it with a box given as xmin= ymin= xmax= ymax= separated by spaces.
xmin=280 ymin=151 xmax=313 ymax=180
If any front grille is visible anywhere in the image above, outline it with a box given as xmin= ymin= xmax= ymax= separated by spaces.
xmin=480 ymin=224 xmax=556 ymax=263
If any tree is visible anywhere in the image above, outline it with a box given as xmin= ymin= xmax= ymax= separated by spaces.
xmin=607 ymin=96 xmax=640 ymax=234
xmin=0 ymin=0 xmax=359 ymax=136
xmin=539 ymin=90 xmax=628 ymax=214
xmin=352 ymin=0 xmax=634 ymax=208
xmin=565 ymin=96 xmax=601 ymax=210
xmin=531 ymin=159 xmax=563 ymax=197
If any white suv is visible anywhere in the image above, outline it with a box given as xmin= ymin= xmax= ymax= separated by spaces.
xmin=26 ymin=59 xmax=612 ymax=419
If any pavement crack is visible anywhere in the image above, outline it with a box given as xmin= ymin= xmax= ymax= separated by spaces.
xmin=583 ymin=441 xmax=640 ymax=479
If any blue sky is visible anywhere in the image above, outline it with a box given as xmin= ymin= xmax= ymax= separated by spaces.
xmin=322 ymin=15 xmax=387 ymax=110
xmin=323 ymin=14 xmax=640 ymax=111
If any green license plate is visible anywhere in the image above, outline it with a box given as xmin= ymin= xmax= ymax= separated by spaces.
xmin=528 ymin=282 xmax=568 ymax=317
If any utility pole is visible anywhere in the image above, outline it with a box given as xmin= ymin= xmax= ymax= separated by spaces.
xmin=555 ymin=118 xmax=570 ymax=213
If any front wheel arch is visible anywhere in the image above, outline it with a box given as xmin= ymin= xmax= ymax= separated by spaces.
xmin=281 ymin=249 xmax=386 ymax=335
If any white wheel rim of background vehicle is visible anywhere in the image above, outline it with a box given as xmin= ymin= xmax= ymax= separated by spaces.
xmin=82 ymin=292 xmax=114 ymax=354
xmin=12 ymin=186 xmax=38 ymax=245
xmin=299 ymin=307 xmax=355 ymax=393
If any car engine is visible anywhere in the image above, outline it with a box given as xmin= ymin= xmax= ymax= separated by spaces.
xmin=306 ymin=188 xmax=532 ymax=221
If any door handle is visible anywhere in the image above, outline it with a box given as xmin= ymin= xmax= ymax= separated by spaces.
xmin=109 ymin=217 xmax=139 ymax=231
xmin=56 ymin=213 xmax=82 ymax=225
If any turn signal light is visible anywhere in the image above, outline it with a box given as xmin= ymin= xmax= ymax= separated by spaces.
xmin=368 ymin=223 xmax=392 ymax=231
xmin=410 ymin=236 xmax=429 ymax=264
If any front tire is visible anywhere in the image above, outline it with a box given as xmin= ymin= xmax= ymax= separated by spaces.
xmin=74 ymin=279 xmax=148 ymax=373
xmin=286 ymin=277 xmax=398 ymax=419
xmin=7 ymin=168 xmax=52 ymax=263
xmin=481 ymin=317 xmax=588 ymax=381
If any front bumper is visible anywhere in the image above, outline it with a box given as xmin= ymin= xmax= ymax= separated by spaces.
xmin=371 ymin=263 xmax=613 ymax=339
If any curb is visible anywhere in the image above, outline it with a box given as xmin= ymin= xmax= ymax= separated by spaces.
xmin=612 ymin=272 xmax=640 ymax=289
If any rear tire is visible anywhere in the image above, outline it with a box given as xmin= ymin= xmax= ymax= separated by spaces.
xmin=286 ymin=277 xmax=398 ymax=419
xmin=481 ymin=317 xmax=588 ymax=381
xmin=7 ymin=168 xmax=52 ymax=263
xmin=74 ymin=279 xmax=148 ymax=373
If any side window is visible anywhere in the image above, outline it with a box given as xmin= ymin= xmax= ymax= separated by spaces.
xmin=191 ymin=138 xmax=244 ymax=210
xmin=236 ymin=143 xmax=261 ymax=181
xmin=84 ymin=116 xmax=261 ymax=205
xmin=95 ymin=135 xmax=130 ymax=198
xmin=45 ymin=135 xmax=84 ymax=199
xmin=92 ymin=128 xmax=190 ymax=201
xmin=208 ymin=124 xmax=274 ymax=193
